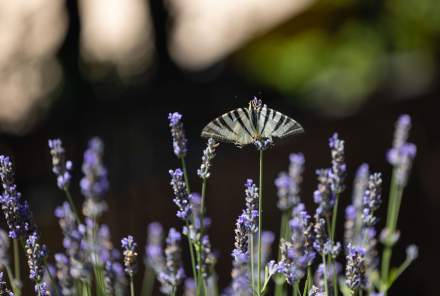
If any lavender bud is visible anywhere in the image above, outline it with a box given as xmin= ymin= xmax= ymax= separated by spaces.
xmin=48 ymin=139 xmax=73 ymax=190
xmin=328 ymin=133 xmax=346 ymax=195
xmin=121 ymin=235 xmax=138 ymax=277
xmin=0 ymin=229 xmax=10 ymax=269
xmin=197 ymin=138 xmax=219 ymax=179
xmin=243 ymin=179 xmax=259 ymax=233
xmin=169 ymin=169 xmax=192 ymax=221
xmin=230 ymin=214 xmax=251 ymax=296
xmin=362 ymin=173 xmax=382 ymax=227
xmin=406 ymin=244 xmax=418 ymax=261
xmin=254 ymin=138 xmax=273 ymax=151
xmin=345 ymin=244 xmax=366 ymax=290
xmin=168 ymin=112 xmax=188 ymax=158
xmin=25 ymin=232 xmax=51 ymax=295
xmin=55 ymin=253 xmax=74 ymax=296
xmin=158 ymin=228 xmax=185 ymax=295
xmin=275 ymin=153 xmax=305 ymax=211
xmin=313 ymin=169 xmax=333 ymax=218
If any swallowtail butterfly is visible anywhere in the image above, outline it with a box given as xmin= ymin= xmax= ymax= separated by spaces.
xmin=201 ymin=98 xmax=304 ymax=147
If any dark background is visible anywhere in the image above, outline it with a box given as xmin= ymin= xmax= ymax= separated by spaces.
xmin=0 ymin=0 xmax=439 ymax=295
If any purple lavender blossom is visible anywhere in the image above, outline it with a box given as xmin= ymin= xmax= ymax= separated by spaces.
xmin=168 ymin=112 xmax=188 ymax=158
xmin=313 ymin=169 xmax=333 ymax=218
xmin=55 ymin=253 xmax=74 ymax=295
xmin=169 ymin=169 xmax=192 ymax=221
xmin=314 ymin=262 xmax=341 ymax=292
xmin=158 ymin=228 xmax=185 ymax=295
xmin=81 ymin=137 xmax=109 ymax=219
xmin=345 ymin=244 xmax=366 ymax=290
xmin=275 ymin=153 xmax=305 ymax=211
xmin=0 ymin=272 xmax=14 ymax=296
xmin=406 ymin=244 xmax=418 ymax=261
xmin=261 ymin=231 xmax=275 ymax=267
xmin=48 ymin=139 xmax=73 ymax=190
xmin=145 ymin=222 xmax=165 ymax=274
xmin=25 ymin=232 xmax=50 ymax=295
xmin=387 ymin=115 xmax=417 ymax=186
xmin=121 ymin=235 xmax=138 ymax=277
xmin=0 ymin=155 xmax=35 ymax=239
xmin=328 ymin=133 xmax=346 ymax=195
xmin=230 ymin=214 xmax=251 ymax=296
xmin=254 ymin=138 xmax=273 ymax=151
xmin=183 ymin=278 xmax=196 ymax=296
xmin=0 ymin=229 xmax=10 ymax=269
xmin=104 ymin=259 xmax=126 ymax=296
xmin=199 ymin=235 xmax=216 ymax=279
xmin=309 ymin=285 xmax=324 ymax=296
xmin=362 ymin=173 xmax=382 ymax=227
xmin=197 ymin=138 xmax=219 ymax=180
xmin=243 ymin=179 xmax=259 ymax=234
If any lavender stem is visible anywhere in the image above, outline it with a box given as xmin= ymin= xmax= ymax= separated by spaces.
xmin=13 ymin=239 xmax=20 ymax=293
xmin=250 ymin=234 xmax=255 ymax=293
xmin=257 ymin=150 xmax=264 ymax=294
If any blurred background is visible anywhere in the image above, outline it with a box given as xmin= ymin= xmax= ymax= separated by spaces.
xmin=0 ymin=0 xmax=439 ymax=294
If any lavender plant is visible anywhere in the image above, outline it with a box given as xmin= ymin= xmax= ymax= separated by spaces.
xmin=0 ymin=103 xmax=418 ymax=296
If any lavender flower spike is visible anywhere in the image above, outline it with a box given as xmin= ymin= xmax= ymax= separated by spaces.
xmin=158 ymin=228 xmax=185 ymax=295
xmin=328 ymin=133 xmax=346 ymax=195
xmin=387 ymin=115 xmax=417 ymax=186
xmin=230 ymin=214 xmax=251 ymax=296
xmin=197 ymin=138 xmax=219 ymax=180
xmin=169 ymin=112 xmax=188 ymax=158
xmin=169 ymin=169 xmax=192 ymax=221
xmin=121 ymin=235 xmax=138 ymax=277
xmin=0 ymin=229 xmax=10 ymax=269
xmin=48 ymin=139 xmax=73 ymax=190
xmin=345 ymin=244 xmax=366 ymax=290
xmin=275 ymin=153 xmax=305 ymax=211
xmin=0 ymin=272 xmax=14 ymax=296
xmin=243 ymin=179 xmax=259 ymax=234
xmin=55 ymin=253 xmax=74 ymax=296
xmin=0 ymin=155 xmax=35 ymax=239
xmin=362 ymin=173 xmax=382 ymax=227
xmin=25 ymin=232 xmax=50 ymax=296
xmin=145 ymin=222 xmax=165 ymax=275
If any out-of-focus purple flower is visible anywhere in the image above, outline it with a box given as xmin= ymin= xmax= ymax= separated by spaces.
xmin=0 ymin=271 xmax=14 ymax=296
xmin=81 ymin=137 xmax=109 ymax=219
xmin=328 ymin=133 xmax=346 ymax=195
xmin=313 ymin=216 xmax=327 ymax=255
xmin=55 ymin=253 xmax=74 ymax=296
xmin=25 ymin=232 xmax=50 ymax=295
xmin=197 ymin=138 xmax=219 ymax=180
xmin=104 ymin=259 xmax=126 ymax=296
xmin=230 ymin=214 xmax=251 ymax=296
xmin=48 ymin=139 xmax=73 ymax=190
xmin=309 ymin=285 xmax=324 ymax=296
xmin=243 ymin=179 xmax=258 ymax=234
xmin=261 ymin=231 xmax=275 ymax=267
xmin=387 ymin=115 xmax=417 ymax=187
xmin=34 ymin=282 xmax=50 ymax=296
xmin=183 ymin=193 xmax=211 ymax=242
xmin=145 ymin=222 xmax=165 ymax=275
xmin=158 ymin=228 xmax=185 ymax=295
xmin=0 ymin=229 xmax=10 ymax=269
xmin=0 ymin=155 xmax=35 ymax=239
xmin=406 ymin=244 xmax=418 ymax=261
xmin=183 ymin=278 xmax=196 ymax=296
xmin=199 ymin=235 xmax=216 ymax=279
xmin=55 ymin=202 xmax=89 ymax=281
xmin=362 ymin=173 xmax=382 ymax=227
xmin=275 ymin=153 xmax=305 ymax=211
xmin=313 ymin=169 xmax=333 ymax=218
xmin=314 ymin=262 xmax=341 ymax=292
xmin=121 ymin=235 xmax=138 ymax=277
xmin=345 ymin=244 xmax=366 ymax=290
xmin=169 ymin=169 xmax=192 ymax=221
xmin=274 ymin=204 xmax=315 ymax=284
xmin=168 ymin=112 xmax=188 ymax=158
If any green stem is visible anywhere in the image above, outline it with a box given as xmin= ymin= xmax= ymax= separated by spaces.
xmin=64 ymin=189 xmax=81 ymax=225
xmin=322 ymin=255 xmax=329 ymax=296
xmin=185 ymin=221 xmax=198 ymax=289
xmin=250 ymin=234 xmax=255 ymax=294
xmin=275 ymin=211 xmax=289 ymax=296
xmin=258 ymin=150 xmax=264 ymax=294
xmin=330 ymin=195 xmax=339 ymax=296
xmin=13 ymin=239 xmax=20 ymax=292
xmin=140 ymin=267 xmax=155 ymax=296
xmin=303 ymin=266 xmax=312 ymax=296
xmin=180 ymin=157 xmax=191 ymax=194
xmin=130 ymin=275 xmax=135 ymax=296
xmin=5 ymin=264 xmax=19 ymax=296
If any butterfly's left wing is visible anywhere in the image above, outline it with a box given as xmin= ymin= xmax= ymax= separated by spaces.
xmin=258 ymin=106 xmax=304 ymax=139
xmin=201 ymin=108 xmax=254 ymax=146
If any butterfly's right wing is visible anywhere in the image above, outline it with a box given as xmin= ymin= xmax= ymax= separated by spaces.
xmin=201 ymin=108 xmax=255 ymax=146
xmin=259 ymin=107 xmax=304 ymax=139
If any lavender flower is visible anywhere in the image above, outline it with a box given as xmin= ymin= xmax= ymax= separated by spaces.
xmin=183 ymin=193 xmax=211 ymax=241
xmin=313 ymin=216 xmax=327 ymax=255
xmin=309 ymin=285 xmax=324 ymax=296
xmin=169 ymin=169 xmax=192 ymax=221
xmin=55 ymin=253 xmax=74 ymax=295
xmin=328 ymin=133 xmax=346 ymax=195
xmin=345 ymin=244 xmax=366 ymax=290
xmin=406 ymin=244 xmax=418 ymax=261
xmin=145 ymin=222 xmax=165 ymax=275
xmin=104 ymin=259 xmax=125 ymax=296
xmin=199 ymin=235 xmax=216 ymax=279
xmin=261 ymin=231 xmax=275 ymax=267
xmin=197 ymin=138 xmax=219 ymax=179
xmin=121 ymin=235 xmax=138 ymax=277
xmin=48 ymin=139 xmax=73 ymax=190
xmin=314 ymin=262 xmax=341 ymax=292
xmin=54 ymin=202 xmax=89 ymax=281
xmin=169 ymin=112 xmax=188 ymax=158
xmin=243 ymin=179 xmax=259 ymax=234
xmin=0 ymin=155 xmax=35 ymax=239
xmin=158 ymin=228 xmax=185 ymax=295
xmin=387 ymin=115 xmax=417 ymax=186
xmin=275 ymin=153 xmax=305 ymax=211
xmin=183 ymin=278 xmax=196 ymax=296
xmin=313 ymin=169 xmax=333 ymax=218
xmin=0 ymin=272 xmax=14 ymax=296
xmin=81 ymin=137 xmax=109 ymax=219
xmin=362 ymin=173 xmax=382 ymax=227
xmin=230 ymin=214 xmax=251 ymax=296
xmin=25 ymin=232 xmax=50 ymax=295
xmin=0 ymin=229 xmax=10 ymax=269
xmin=254 ymin=138 xmax=273 ymax=151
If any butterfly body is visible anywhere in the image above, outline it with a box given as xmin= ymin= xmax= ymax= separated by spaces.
xmin=201 ymin=98 xmax=304 ymax=147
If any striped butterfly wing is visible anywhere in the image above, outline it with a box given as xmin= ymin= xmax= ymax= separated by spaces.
xmin=201 ymin=108 xmax=255 ymax=146
xmin=258 ymin=105 xmax=304 ymax=139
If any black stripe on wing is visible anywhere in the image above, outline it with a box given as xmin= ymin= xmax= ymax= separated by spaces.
xmin=261 ymin=108 xmax=304 ymax=139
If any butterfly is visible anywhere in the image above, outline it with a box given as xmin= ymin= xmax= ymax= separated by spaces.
xmin=201 ymin=98 xmax=304 ymax=147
